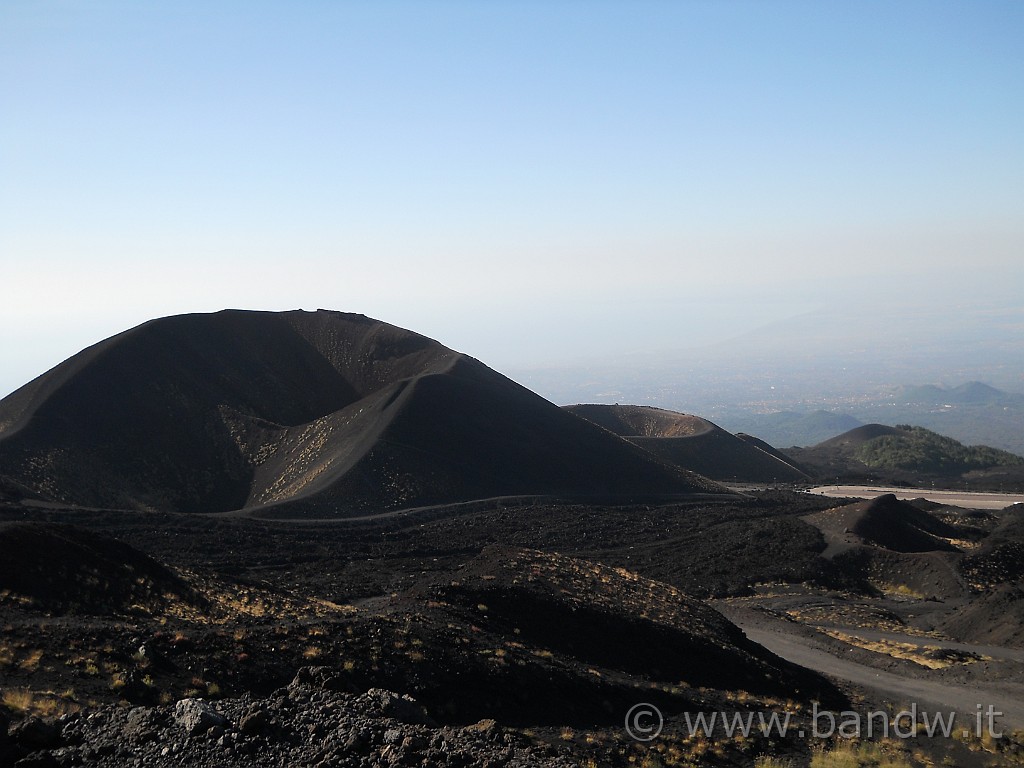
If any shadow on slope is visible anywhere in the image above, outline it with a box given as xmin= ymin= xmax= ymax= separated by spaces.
xmin=0 ymin=522 xmax=200 ymax=615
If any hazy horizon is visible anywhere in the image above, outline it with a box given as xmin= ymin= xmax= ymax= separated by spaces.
xmin=3 ymin=1 xmax=1022 ymax=399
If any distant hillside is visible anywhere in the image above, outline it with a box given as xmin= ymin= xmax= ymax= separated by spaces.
xmin=787 ymin=423 xmax=1024 ymax=489
xmin=814 ymin=424 xmax=906 ymax=451
xmin=0 ymin=310 xmax=722 ymax=517
xmin=714 ymin=410 xmax=865 ymax=449
xmin=855 ymin=382 xmax=1024 ymax=456
xmin=857 ymin=425 xmax=1024 ymax=474
xmin=725 ymin=382 xmax=1024 ymax=456
xmin=565 ymin=404 xmax=808 ymax=483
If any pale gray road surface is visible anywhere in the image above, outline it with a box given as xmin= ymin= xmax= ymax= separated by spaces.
xmin=731 ymin=614 xmax=1024 ymax=731
xmin=807 ymin=486 xmax=1024 ymax=510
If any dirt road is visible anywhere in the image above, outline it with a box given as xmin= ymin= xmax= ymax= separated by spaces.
xmin=807 ymin=485 xmax=1024 ymax=510
xmin=729 ymin=612 xmax=1024 ymax=731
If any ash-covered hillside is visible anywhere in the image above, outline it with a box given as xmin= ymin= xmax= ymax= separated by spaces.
xmin=566 ymin=404 xmax=808 ymax=483
xmin=0 ymin=310 xmax=722 ymax=517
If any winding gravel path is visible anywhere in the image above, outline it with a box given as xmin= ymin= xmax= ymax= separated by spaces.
xmin=730 ymin=612 xmax=1024 ymax=731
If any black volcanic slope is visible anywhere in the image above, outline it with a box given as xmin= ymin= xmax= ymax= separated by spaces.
xmin=805 ymin=494 xmax=960 ymax=554
xmin=565 ymin=404 xmax=808 ymax=483
xmin=0 ymin=522 xmax=199 ymax=614
xmin=802 ymin=494 xmax=968 ymax=600
xmin=385 ymin=546 xmax=844 ymax=723
xmin=0 ymin=310 xmax=721 ymax=516
xmin=942 ymin=583 xmax=1024 ymax=649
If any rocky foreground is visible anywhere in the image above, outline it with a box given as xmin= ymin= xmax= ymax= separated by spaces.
xmin=1 ymin=667 xmax=577 ymax=768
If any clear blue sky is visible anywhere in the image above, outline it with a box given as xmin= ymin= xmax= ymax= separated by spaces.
xmin=2 ymin=1 xmax=1022 ymax=396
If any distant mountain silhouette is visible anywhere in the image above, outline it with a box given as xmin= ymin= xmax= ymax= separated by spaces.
xmin=0 ymin=310 xmax=722 ymax=516
xmin=565 ymin=404 xmax=808 ymax=483
xmin=896 ymin=381 xmax=1020 ymax=405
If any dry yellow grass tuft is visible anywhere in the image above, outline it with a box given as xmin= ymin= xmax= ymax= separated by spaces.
xmin=18 ymin=648 xmax=43 ymax=671
xmin=810 ymin=740 xmax=916 ymax=768
xmin=2 ymin=687 xmax=81 ymax=718
xmin=821 ymin=629 xmax=983 ymax=669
